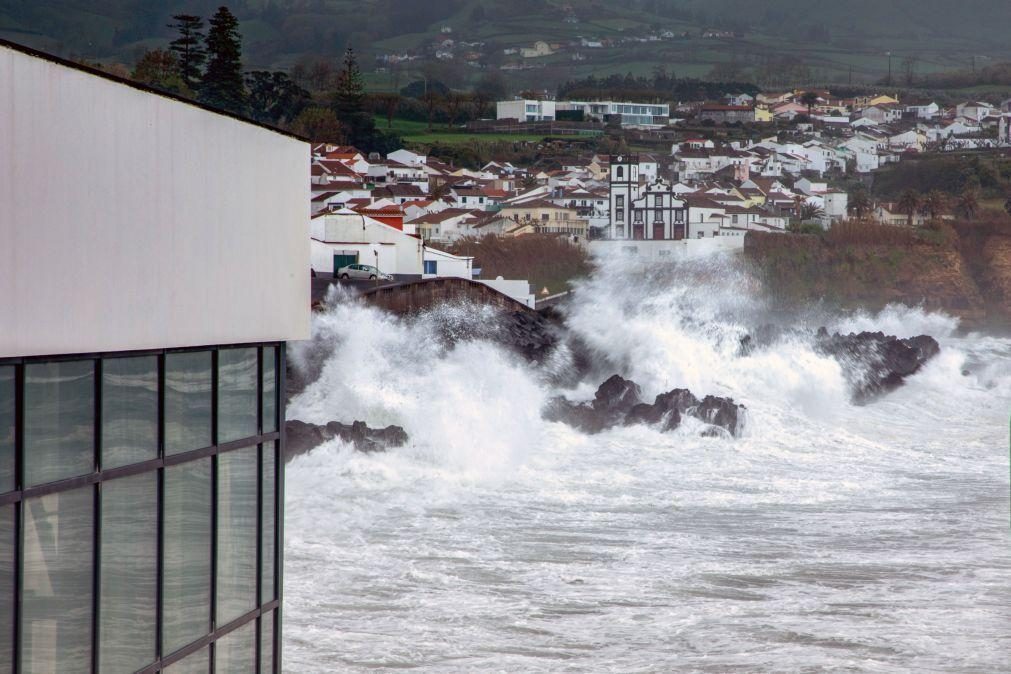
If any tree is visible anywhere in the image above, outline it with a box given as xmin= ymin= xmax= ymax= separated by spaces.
xmin=331 ymin=47 xmax=375 ymax=147
xmin=957 ymin=187 xmax=980 ymax=220
xmin=371 ymin=93 xmax=401 ymax=129
xmin=168 ymin=14 xmax=206 ymax=90
xmin=897 ymin=189 xmax=921 ymax=226
xmin=472 ymin=72 xmax=505 ymax=120
xmin=200 ymin=6 xmax=246 ymax=115
xmin=444 ymin=91 xmax=469 ymax=130
xmin=848 ymin=187 xmax=872 ymax=219
xmin=132 ymin=49 xmax=189 ymax=95
xmin=292 ymin=107 xmax=344 ymax=142
xmin=421 ymin=88 xmax=442 ymax=132
xmin=246 ymin=71 xmax=310 ymax=125
xmin=922 ymin=190 xmax=950 ymax=221
xmin=800 ymin=202 xmax=825 ymax=222
xmin=799 ymin=91 xmax=820 ymax=117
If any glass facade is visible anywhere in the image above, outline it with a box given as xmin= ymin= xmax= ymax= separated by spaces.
xmin=0 ymin=343 xmax=283 ymax=673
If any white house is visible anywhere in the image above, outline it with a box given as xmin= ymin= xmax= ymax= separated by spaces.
xmin=423 ymin=246 xmax=473 ymax=278
xmin=310 ymin=209 xmax=423 ymax=277
xmin=387 ymin=148 xmax=427 ymax=167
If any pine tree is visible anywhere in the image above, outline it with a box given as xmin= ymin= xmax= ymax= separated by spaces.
xmin=331 ymin=47 xmax=375 ymax=147
xmin=168 ymin=14 xmax=206 ymax=91
xmin=200 ymin=6 xmax=247 ymax=115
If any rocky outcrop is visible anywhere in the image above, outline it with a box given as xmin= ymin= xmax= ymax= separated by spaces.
xmin=814 ymin=329 xmax=941 ymax=403
xmin=285 ymin=419 xmax=409 ymax=461
xmin=545 ymin=375 xmax=746 ymax=437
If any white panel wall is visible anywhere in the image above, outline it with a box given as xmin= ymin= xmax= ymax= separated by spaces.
xmin=0 ymin=45 xmax=310 ymax=357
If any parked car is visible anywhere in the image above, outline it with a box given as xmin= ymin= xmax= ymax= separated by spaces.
xmin=337 ymin=264 xmax=394 ymax=281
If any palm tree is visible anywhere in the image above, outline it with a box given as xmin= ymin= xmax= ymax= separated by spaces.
xmin=957 ymin=187 xmax=980 ymax=220
xmin=922 ymin=190 xmax=950 ymax=221
xmin=897 ymin=189 xmax=921 ymax=226
xmin=800 ymin=203 xmax=825 ymax=221
xmin=799 ymin=91 xmax=820 ymax=117
xmin=848 ymin=188 xmax=872 ymax=219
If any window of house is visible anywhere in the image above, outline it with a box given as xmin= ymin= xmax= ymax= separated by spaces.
xmin=102 ymin=356 xmax=158 ymax=469
xmin=162 ymin=459 xmax=212 ymax=654
xmin=616 ymin=166 xmax=624 ymax=179
xmin=0 ymin=367 xmax=13 ymax=493
xmin=215 ymin=621 xmax=255 ymax=674
xmin=24 ymin=360 xmax=94 ymax=487
xmin=424 ymin=260 xmax=438 ymax=275
xmin=216 ymin=445 xmax=258 ymax=625
xmin=218 ymin=348 xmax=258 ymax=444
xmin=262 ymin=346 xmax=277 ymax=434
xmin=21 ymin=487 xmax=94 ymax=670
xmin=99 ymin=472 xmax=158 ymax=673
xmin=165 ymin=352 xmax=212 ymax=455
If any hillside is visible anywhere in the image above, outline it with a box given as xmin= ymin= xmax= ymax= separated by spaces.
xmin=5 ymin=0 xmax=1011 ymax=91
xmin=744 ymin=221 xmax=1011 ymax=332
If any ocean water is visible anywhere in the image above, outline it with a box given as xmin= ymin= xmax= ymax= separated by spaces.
xmin=284 ymin=258 xmax=1011 ymax=672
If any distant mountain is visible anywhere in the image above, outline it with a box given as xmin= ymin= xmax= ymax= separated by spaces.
xmin=4 ymin=0 xmax=1011 ymax=89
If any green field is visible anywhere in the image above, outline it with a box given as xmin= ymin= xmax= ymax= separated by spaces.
xmin=374 ymin=116 xmax=548 ymax=146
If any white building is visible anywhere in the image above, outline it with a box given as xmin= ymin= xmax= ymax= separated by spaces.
xmin=1 ymin=38 xmax=306 ymax=673
xmin=608 ymin=156 xmax=689 ymax=240
xmin=311 ymin=210 xmax=424 ymax=277
xmin=497 ymin=99 xmax=670 ymax=128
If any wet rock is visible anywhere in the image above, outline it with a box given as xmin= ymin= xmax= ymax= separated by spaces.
xmin=695 ymin=395 xmax=745 ymax=436
xmin=815 ymin=329 xmax=941 ymax=403
xmin=626 ymin=388 xmax=699 ymax=431
xmin=284 ymin=419 xmax=409 ymax=461
xmin=545 ymin=377 xmax=746 ymax=437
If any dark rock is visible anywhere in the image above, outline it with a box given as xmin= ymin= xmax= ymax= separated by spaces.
xmin=815 ymin=330 xmax=941 ymax=403
xmin=543 ymin=374 xmax=641 ymax=434
xmin=626 ymin=388 xmax=698 ymax=431
xmin=284 ymin=419 xmax=409 ymax=462
xmin=545 ymin=377 xmax=746 ymax=438
xmin=695 ymin=395 xmax=744 ymax=436
xmin=591 ymin=375 xmax=643 ymax=414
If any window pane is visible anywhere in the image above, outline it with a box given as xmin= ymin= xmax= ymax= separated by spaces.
xmin=0 ymin=367 xmax=14 ymax=493
xmin=216 ymin=446 xmax=257 ymax=624
xmin=218 ymin=349 xmax=257 ymax=443
xmin=214 ymin=621 xmax=254 ymax=674
xmin=163 ymin=646 xmax=208 ymax=674
xmin=100 ymin=472 xmax=157 ymax=673
xmin=165 ymin=352 xmax=212 ymax=455
xmin=163 ymin=459 xmax=211 ymax=654
xmin=21 ymin=487 xmax=93 ymax=672
xmin=260 ymin=611 xmax=275 ymax=674
xmin=261 ymin=443 xmax=276 ymax=602
xmin=24 ymin=360 xmax=94 ymax=487
xmin=101 ymin=356 xmax=158 ymax=469
xmin=261 ymin=347 xmax=277 ymax=434
xmin=0 ymin=505 xmax=14 ymax=671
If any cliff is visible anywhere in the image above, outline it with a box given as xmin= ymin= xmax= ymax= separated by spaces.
xmin=744 ymin=223 xmax=1011 ymax=331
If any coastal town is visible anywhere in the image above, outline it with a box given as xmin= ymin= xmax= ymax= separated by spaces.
xmin=309 ymin=86 xmax=1011 ymax=299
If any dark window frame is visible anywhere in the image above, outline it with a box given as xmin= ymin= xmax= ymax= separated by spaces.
xmin=0 ymin=342 xmax=284 ymax=674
